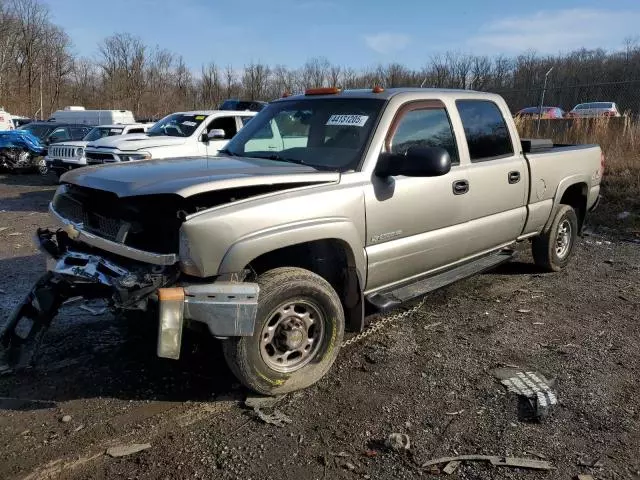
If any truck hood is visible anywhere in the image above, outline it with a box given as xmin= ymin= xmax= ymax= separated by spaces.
xmin=50 ymin=140 xmax=89 ymax=148
xmin=86 ymin=134 xmax=184 ymax=151
xmin=59 ymin=156 xmax=340 ymax=198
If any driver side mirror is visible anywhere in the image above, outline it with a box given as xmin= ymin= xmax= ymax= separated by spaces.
xmin=375 ymin=146 xmax=452 ymax=178
xmin=206 ymin=128 xmax=225 ymax=141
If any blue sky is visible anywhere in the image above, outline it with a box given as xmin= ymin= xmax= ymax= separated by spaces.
xmin=44 ymin=0 xmax=640 ymax=71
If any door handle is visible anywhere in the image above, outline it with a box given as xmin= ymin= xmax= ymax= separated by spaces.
xmin=508 ymin=171 xmax=521 ymax=184
xmin=452 ymin=179 xmax=469 ymax=195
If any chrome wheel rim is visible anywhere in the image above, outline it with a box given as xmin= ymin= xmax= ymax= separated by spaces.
xmin=555 ymin=219 xmax=572 ymax=258
xmin=37 ymin=157 xmax=48 ymax=175
xmin=260 ymin=299 xmax=325 ymax=373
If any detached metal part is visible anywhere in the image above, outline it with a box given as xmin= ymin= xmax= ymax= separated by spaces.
xmin=157 ymin=283 xmax=259 ymax=359
xmin=0 ymin=273 xmax=63 ymax=374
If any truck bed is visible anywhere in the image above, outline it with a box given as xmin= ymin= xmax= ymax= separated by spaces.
xmin=520 ymin=141 xmax=602 ymax=236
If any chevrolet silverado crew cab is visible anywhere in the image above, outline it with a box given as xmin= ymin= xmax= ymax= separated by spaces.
xmin=83 ymin=110 xmax=256 ymax=165
xmin=2 ymin=88 xmax=603 ymax=395
xmin=45 ymin=123 xmax=153 ymax=177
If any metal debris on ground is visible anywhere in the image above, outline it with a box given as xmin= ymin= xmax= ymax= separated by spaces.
xmin=385 ymin=433 xmax=410 ymax=451
xmin=517 ymin=309 xmax=532 ymax=313
xmin=577 ymin=475 xmax=595 ymax=480
xmin=577 ymin=457 xmax=604 ymax=468
xmin=491 ymin=367 xmax=557 ymax=421
xmin=244 ymin=394 xmax=284 ymax=410
xmin=421 ymin=455 xmax=553 ymax=471
xmin=61 ymin=415 xmax=72 ymax=423
xmin=442 ymin=460 xmax=461 ymax=474
xmin=106 ymin=443 xmax=151 ymax=458
xmin=253 ymin=408 xmax=292 ymax=427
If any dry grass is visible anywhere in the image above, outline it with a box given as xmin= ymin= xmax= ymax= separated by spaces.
xmin=516 ymin=117 xmax=640 ymax=231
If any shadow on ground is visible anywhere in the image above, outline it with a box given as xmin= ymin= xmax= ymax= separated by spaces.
xmin=0 ymin=189 xmax=55 ymax=212
xmin=0 ymin=172 xmax=58 ymax=188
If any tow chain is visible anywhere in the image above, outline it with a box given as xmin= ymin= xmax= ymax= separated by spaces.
xmin=341 ymin=296 xmax=428 ymax=347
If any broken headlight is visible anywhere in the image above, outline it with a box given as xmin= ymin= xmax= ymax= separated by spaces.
xmin=178 ymin=228 xmax=200 ymax=276
xmin=119 ymin=152 xmax=151 ymax=162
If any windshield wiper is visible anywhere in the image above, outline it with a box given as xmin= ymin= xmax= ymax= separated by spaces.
xmin=253 ymin=154 xmax=315 ymax=168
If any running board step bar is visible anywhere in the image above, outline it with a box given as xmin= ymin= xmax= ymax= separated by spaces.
xmin=367 ymin=250 xmax=514 ymax=311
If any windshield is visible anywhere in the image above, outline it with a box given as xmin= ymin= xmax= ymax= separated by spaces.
xmin=222 ymin=98 xmax=385 ymax=171
xmin=147 ymin=113 xmax=207 ymax=137
xmin=18 ymin=123 xmax=54 ymax=140
xmin=83 ymin=126 xmax=124 ymax=141
xmin=576 ymin=102 xmax=613 ymax=110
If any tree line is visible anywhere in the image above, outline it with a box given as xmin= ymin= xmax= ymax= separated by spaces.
xmin=2 ymin=0 xmax=640 ymax=120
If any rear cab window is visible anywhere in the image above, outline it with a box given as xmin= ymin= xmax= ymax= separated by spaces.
xmin=455 ymin=100 xmax=513 ymax=162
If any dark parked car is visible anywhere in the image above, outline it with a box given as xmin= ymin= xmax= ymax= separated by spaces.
xmin=219 ymin=99 xmax=268 ymax=112
xmin=515 ymin=106 xmax=565 ymax=119
xmin=18 ymin=122 xmax=93 ymax=146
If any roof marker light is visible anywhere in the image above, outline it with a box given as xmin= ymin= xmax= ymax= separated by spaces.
xmin=305 ymin=87 xmax=341 ymax=95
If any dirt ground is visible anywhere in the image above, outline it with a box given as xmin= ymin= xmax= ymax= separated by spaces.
xmin=0 ymin=173 xmax=639 ymax=480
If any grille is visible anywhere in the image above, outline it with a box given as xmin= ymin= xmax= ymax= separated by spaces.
xmin=52 ymin=191 xmax=126 ymax=242
xmin=50 ymin=146 xmax=77 ymax=159
xmin=86 ymin=151 xmax=116 ymax=164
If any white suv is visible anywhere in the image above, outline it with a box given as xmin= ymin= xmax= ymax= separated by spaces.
xmin=83 ymin=110 xmax=257 ymax=166
xmin=46 ymin=123 xmax=152 ymax=176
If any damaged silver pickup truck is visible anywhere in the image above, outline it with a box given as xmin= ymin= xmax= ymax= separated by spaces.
xmin=1 ymin=87 xmax=603 ymax=395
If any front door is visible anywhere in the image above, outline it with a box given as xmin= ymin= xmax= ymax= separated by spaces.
xmin=364 ymin=101 xmax=469 ymax=292
xmin=204 ymin=115 xmax=239 ymax=156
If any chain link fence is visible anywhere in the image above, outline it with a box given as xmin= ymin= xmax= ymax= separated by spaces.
xmin=492 ymin=80 xmax=640 ymax=118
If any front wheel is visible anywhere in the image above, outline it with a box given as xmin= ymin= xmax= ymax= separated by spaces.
xmin=222 ymin=267 xmax=345 ymax=395
xmin=36 ymin=157 xmax=49 ymax=175
xmin=532 ymin=204 xmax=578 ymax=272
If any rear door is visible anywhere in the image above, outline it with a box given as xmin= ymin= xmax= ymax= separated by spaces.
xmin=364 ymin=100 xmax=469 ymax=291
xmin=455 ymin=99 xmax=528 ymax=256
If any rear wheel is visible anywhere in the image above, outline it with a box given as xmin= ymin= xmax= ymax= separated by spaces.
xmin=532 ymin=204 xmax=578 ymax=272
xmin=222 ymin=267 xmax=344 ymax=395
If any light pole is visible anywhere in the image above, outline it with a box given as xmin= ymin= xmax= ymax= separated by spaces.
xmin=537 ymin=66 xmax=553 ymax=135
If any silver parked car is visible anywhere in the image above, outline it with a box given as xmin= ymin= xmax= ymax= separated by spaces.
xmin=568 ymin=102 xmax=621 ymax=118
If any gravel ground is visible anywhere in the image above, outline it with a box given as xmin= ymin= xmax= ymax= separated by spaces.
xmin=0 ymin=173 xmax=639 ymax=480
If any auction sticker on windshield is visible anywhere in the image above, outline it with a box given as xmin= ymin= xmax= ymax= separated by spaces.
xmin=326 ymin=115 xmax=369 ymax=127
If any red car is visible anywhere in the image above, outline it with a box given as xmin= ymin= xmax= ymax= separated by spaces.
xmin=515 ymin=106 xmax=565 ymax=119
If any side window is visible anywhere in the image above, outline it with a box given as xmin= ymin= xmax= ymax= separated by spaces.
xmin=240 ymin=116 xmax=253 ymax=127
xmin=48 ymin=127 xmax=70 ymax=143
xmin=70 ymin=127 xmax=90 ymax=139
xmin=127 ymin=128 xmax=144 ymax=134
xmin=207 ymin=116 xmax=237 ymax=139
xmin=456 ymin=100 xmax=513 ymax=161
xmin=389 ymin=107 xmax=459 ymax=164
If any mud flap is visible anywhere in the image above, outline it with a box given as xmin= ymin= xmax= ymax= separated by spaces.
xmin=0 ymin=272 xmax=67 ymax=375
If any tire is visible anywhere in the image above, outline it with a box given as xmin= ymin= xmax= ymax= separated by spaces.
xmin=222 ymin=267 xmax=345 ymax=395
xmin=35 ymin=157 xmax=49 ymax=176
xmin=532 ymin=204 xmax=578 ymax=272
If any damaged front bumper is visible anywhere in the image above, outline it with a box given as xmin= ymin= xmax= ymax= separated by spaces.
xmin=0 ymin=228 xmax=259 ymax=373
